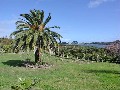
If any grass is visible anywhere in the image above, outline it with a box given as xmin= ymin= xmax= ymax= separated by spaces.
xmin=0 ymin=52 xmax=120 ymax=90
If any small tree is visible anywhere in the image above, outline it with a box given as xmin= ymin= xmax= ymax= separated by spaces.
xmin=11 ymin=9 xmax=62 ymax=63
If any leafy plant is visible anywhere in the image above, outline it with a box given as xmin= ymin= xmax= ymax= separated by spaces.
xmin=11 ymin=78 xmax=40 ymax=90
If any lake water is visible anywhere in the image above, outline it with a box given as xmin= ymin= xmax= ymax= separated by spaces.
xmin=79 ymin=43 xmax=108 ymax=48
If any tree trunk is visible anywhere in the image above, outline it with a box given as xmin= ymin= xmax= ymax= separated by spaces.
xmin=62 ymin=52 xmax=64 ymax=58
xmin=49 ymin=48 xmax=52 ymax=56
xmin=67 ymin=54 xmax=69 ymax=58
xmin=77 ymin=56 xmax=78 ymax=59
xmin=58 ymin=46 xmax=60 ymax=56
xmin=34 ymin=47 xmax=39 ymax=63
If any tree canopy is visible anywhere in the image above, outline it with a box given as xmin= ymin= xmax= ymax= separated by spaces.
xmin=11 ymin=9 xmax=62 ymax=53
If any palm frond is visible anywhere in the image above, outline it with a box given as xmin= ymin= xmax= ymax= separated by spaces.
xmin=44 ymin=13 xmax=51 ymax=26
xmin=16 ymin=24 xmax=30 ymax=30
xmin=50 ymin=26 xmax=60 ymax=29
xmin=41 ymin=10 xmax=44 ymax=23
xmin=10 ymin=30 xmax=24 ymax=36
xmin=20 ymin=14 xmax=35 ymax=25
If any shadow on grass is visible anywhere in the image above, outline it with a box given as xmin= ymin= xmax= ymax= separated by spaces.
xmin=83 ymin=70 xmax=120 ymax=75
xmin=2 ymin=60 xmax=34 ymax=67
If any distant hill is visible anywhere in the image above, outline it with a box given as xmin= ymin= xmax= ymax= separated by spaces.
xmin=89 ymin=40 xmax=120 ymax=45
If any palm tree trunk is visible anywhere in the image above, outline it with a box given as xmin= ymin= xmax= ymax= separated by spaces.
xmin=39 ymin=48 xmax=42 ymax=62
xmin=34 ymin=47 xmax=39 ymax=63
xmin=58 ymin=46 xmax=60 ymax=56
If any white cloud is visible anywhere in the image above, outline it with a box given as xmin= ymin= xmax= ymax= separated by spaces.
xmin=88 ymin=0 xmax=116 ymax=8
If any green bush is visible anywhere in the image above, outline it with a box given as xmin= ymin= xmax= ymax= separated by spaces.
xmin=57 ymin=45 xmax=118 ymax=63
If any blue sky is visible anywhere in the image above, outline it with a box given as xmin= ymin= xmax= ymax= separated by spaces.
xmin=0 ymin=0 xmax=120 ymax=43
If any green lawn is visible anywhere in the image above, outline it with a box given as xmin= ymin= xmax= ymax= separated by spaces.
xmin=0 ymin=53 xmax=120 ymax=90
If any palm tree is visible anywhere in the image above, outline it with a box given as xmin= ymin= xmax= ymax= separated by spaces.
xmin=11 ymin=9 xmax=62 ymax=63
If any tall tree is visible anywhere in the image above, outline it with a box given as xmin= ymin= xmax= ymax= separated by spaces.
xmin=11 ymin=9 xmax=62 ymax=63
